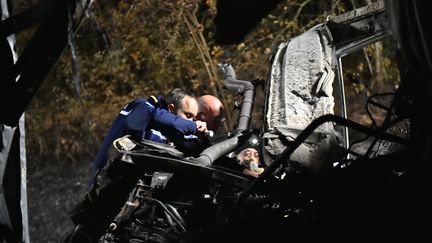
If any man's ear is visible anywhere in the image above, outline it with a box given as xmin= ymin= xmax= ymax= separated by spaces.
xmin=167 ymin=104 xmax=175 ymax=113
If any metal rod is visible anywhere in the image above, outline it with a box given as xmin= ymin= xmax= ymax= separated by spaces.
xmin=336 ymin=32 xmax=388 ymax=58
xmin=235 ymin=114 xmax=408 ymax=205
xmin=336 ymin=57 xmax=350 ymax=149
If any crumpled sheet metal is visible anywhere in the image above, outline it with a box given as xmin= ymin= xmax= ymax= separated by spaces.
xmin=264 ymin=24 xmax=340 ymax=173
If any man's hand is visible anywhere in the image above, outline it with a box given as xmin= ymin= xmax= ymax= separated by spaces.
xmin=195 ymin=120 xmax=207 ymax=132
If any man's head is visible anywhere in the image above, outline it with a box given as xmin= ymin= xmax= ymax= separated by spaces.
xmin=164 ymin=88 xmax=198 ymax=121
xmin=236 ymin=147 xmax=260 ymax=165
xmin=235 ymin=133 xmax=263 ymax=177
xmin=235 ymin=132 xmax=260 ymax=164
xmin=197 ymin=95 xmax=225 ymax=131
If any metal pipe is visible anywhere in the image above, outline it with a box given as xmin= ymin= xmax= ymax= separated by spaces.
xmin=336 ymin=32 xmax=388 ymax=58
xmin=192 ymin=136 xmax=240 ymax=166
xmin=336 ymin=57 xmax=350 ymax=149
xmin=218 ymin=63 xmax=255 ymax=133
xmin=192 ymin=64 xmax=256 ymax=166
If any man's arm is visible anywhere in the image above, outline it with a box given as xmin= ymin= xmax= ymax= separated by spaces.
xmin=152 ymin=107 xmax=197 ymax=134
xmin=126 ymin=102 xmax=199 ymax=136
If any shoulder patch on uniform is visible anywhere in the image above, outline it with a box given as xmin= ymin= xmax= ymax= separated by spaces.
xmin=149 ymin=95 xmax=158 ymax=104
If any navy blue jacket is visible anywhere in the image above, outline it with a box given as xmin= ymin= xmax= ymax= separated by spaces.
xmin=171 ymin=134 xmax=211 ymax=157
xmin=91 ymin=97 xmax=197 ymax=176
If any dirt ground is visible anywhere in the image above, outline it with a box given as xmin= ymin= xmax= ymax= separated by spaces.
xmin=27 ymin=158 xmax=92 ymax=243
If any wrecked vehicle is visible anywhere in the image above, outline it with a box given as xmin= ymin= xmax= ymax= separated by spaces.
xmin=2 ymin=0 xmax=430 ymax=242
xmin=61 ymin=2 xmax=420 ymax=242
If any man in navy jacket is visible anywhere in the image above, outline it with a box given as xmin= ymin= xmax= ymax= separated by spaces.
xmin=91 ymin=88 xmax=207 ymax=176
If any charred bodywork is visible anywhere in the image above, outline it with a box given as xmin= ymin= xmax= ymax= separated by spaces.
xmin=63 ymin=2 xmax=419 ymax=241
xmin=2 ymin=0 xmax=432 ymax=242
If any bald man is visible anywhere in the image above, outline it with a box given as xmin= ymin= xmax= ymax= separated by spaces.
xmin=197 ymin=95 xmax=225 ymax=132
xmin=171 ymin=94 xmax=225 ymax=157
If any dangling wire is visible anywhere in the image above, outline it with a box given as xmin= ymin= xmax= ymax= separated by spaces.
xmin=149 ymin=198 xmax=187 ymax=233
xmin=344 ymin=92 xmax=405 ymax=160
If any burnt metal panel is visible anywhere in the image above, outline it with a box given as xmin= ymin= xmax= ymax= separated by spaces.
xmin=264 ymin=23 xmax=341 ymax=174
